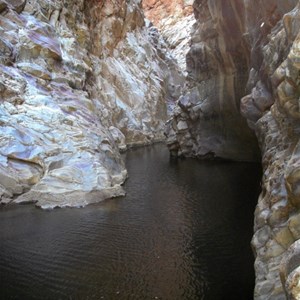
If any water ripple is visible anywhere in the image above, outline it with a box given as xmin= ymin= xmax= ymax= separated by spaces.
xmin=0 ymin=144 xmax=261 ymax=300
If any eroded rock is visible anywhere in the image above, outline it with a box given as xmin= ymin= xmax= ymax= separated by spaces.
xmin=230 ymin=1 xmax=300 ymax=299
xmin=165 ymin=0 xmax=260 ymax=161
xmin=160 ymin=0 xmax=300 ymax=298
xmin=0 ymin=0 xmax=182 ymax=208
xmin=142 ymin=0 xmax=195 ymax=72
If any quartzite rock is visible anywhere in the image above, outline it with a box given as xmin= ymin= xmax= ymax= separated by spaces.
xmin=165 ymin=0 xmax=260 ymax=161
xmin=0 ymin=0 xmax=182 ymax=208
xmin=243 ymin=1 xmax=300 ymax=299
xmin=142 ymin=0 xmax=195 ymax=72
xmin=162 ymin=0 xmax=300 ymax=298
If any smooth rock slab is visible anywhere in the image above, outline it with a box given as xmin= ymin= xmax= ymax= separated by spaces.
xmin=14 ymin=186 xmax=126 ymax=209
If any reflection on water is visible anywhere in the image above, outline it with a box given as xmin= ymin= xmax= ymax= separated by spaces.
xmin=0 ymin=144 xmax=261 ymax=300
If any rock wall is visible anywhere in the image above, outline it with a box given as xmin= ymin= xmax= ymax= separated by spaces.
xmin=241 ymin=1 xmax=300 ymax=299
xmin=142 ymin=0 xmax=193 ymax=25
xmin=0 ymin=0 xmax=180 ymax=208
xmin=142 ymin=0 xmax=195 ymax=72
xmin=164 ymin=0 xmax=300 ymax=298
xmin=165 ymin=0 xmax=260 ymax=161
xmin=3 ymin=0 xmax=300 ymax=298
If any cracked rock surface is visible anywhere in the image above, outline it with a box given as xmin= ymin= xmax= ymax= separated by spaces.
xmin=242 ymin=1 xmax=300 ymax=299
xmin=0 ymin=0 xmax=182 ymax=208
xmin=163 ymin=0 xmax=300 ymax=298
xmin=165 ymin=0 xmax=260 ymax=161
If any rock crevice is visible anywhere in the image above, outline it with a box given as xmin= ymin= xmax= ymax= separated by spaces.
xmin=2 ymin=0 xmax=300 ymax=298
xmin=165 ymin=0 xmax=260 ymax=161
xmin=162 ymin=0 xmax=300 ymax=298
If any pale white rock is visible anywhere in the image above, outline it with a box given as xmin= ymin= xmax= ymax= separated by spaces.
xmin=109 ymin=126 xmax=127 ymax=152
xmin=0 ymin=0 xmax=182 ymax=208
xmin=142 ymin=0 xmax=195 ymax=72
xmin=177 ymin=120 xmax=188 ymax=131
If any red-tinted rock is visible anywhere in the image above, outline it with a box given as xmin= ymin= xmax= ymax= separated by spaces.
xmin=142 ymin=0 xmax=193 ymax=28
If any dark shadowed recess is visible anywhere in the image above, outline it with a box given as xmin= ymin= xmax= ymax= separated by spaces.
xmin=0 ymin=143 xmax=261 ymax=300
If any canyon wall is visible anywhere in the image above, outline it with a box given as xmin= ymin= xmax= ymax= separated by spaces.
xmin=0 ymin=0 xmax=181 ymax=208
xmin=163 ymin=0 xmax=300 ymax=298
xmin=165 ymin=0 xmax=260 ymax=161
xmin=142 ymin=0 xmax=195 ymax=72
xmin=2 ymin=0 xmax=300 ymax=298
xmin=242 ymin=1 xmax=300 ymax=299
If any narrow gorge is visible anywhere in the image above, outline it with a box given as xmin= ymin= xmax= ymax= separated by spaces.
xmin=1 ymin=0 xmax=300 ymax=299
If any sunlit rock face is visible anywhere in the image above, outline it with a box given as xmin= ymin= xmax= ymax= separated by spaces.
xmin=0 ymin=0 xmax=177 ymax=208
xmin=241 ymin=1 xmax=300 ymax=299
xmin=165 ymin=0 xmax=260 ymax=161
xmin=142 ymin=0 xmax=195 ymax=72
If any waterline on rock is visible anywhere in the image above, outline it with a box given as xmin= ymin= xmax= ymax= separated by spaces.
xmin=0 ymin=144 xmax=261 ymax=300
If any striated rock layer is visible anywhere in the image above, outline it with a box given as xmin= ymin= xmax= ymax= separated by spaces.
xmin=142 ymin=0 xmax=195 ymax=72
xmin=165 ymin=0 xmax=300 ymax=298
xmin=165 ymin=0 xmax=260 ymax=161
xmin=0 ymin=0 xmax=181 ymax=208
xmin=241 ymin=1 xmax=300 ymax=299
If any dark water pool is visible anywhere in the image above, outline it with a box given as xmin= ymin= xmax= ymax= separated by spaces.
xmin=0 ymin=144 xmax=261 ymax=300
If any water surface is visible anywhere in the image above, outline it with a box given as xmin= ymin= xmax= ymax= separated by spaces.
xmin=0 ymin=144 xmax=261 ymax=299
